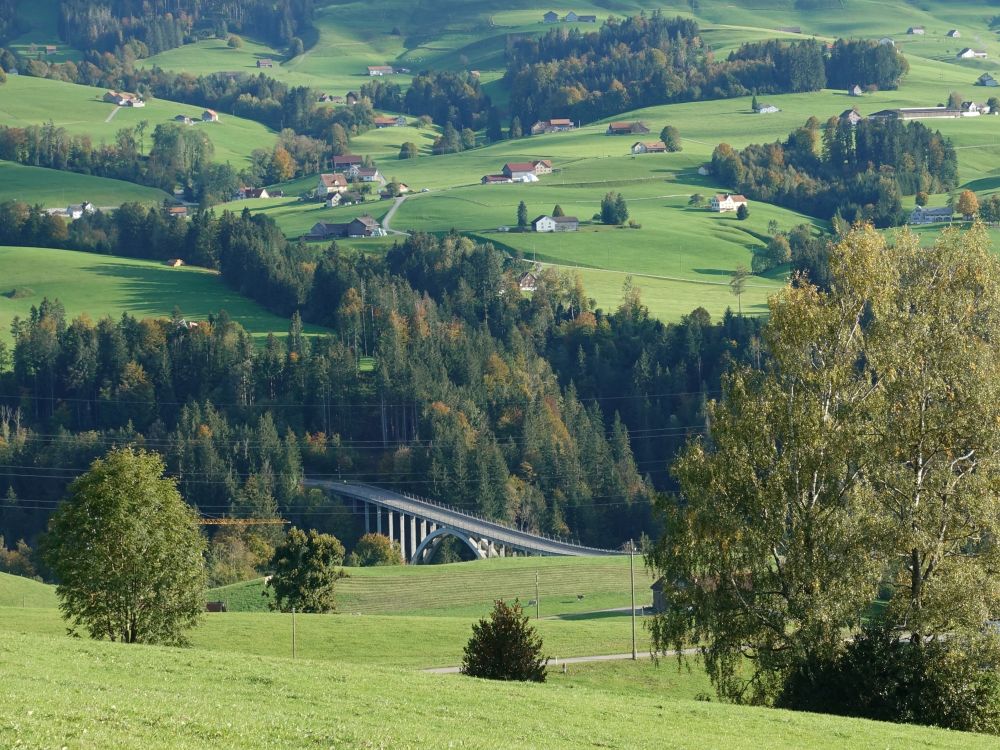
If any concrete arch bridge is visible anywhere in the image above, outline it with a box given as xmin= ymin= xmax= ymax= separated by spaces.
xmin=303 ymin=480 xmax=621 ymax=564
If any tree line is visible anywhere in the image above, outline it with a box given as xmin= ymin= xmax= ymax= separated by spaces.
xmin=711 ymin=116 xmax=957 ymax=226
xmin=361 ymin=71 xmax=493 ymax=133
xmin=504 ymin=12 xmax=908 ymax=127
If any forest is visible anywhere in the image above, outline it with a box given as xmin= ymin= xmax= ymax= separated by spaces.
xmin=57 ymin=0 xmax=314 ymax=56
xmin=504 ymin=13 xmax=908 ymax=126
xmin=0 ymin=204 xmax=767 ymax=556
xmin=361 ymin=71 xmax=493 ymax=133
xmin=711 ymin=116 xmax=958 ymax=226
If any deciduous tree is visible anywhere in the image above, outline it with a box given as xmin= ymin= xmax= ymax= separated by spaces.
xmin=266 ymin=527 xmax=346 ymax=613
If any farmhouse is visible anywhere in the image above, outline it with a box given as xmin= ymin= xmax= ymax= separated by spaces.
xmin=978 ymin=73 xmax=999 ymax=87
xmin=947 ymin=29 xmax=961 ymax=38
xmin=306 ymin=215 xmax=383 ymax=240
xmin=316 ymin=173 xmax=349 ymax=196
xmin=332 ymin=154 xmax=364 ymax=170
xmin=754 ymin=103 xmax=780 ymax=114
xmin=532 ymin=214 xmax=579 ymax=232
xmin=257 ymin=59 xmax=274 ymax=68
xmin=201 ymin=109 xmax=219 ymax=122
xmin=481 ymin=174 xmax=512 ymax=184
xmin=239 ymin=187 xmax=270 ymax=199
xmin=848 ymin=84 xmax=864 ymax=97
xmin=710 ymin=193 xmax=749 ymax=213
xmin=346 ymin=91 xmax=360 ymax=105
xmin=103 ymin=90 xmax=143 ymax=107
xmin=631 ymin=141 xmax=666 ymax=154
xmin=66 ymin=201 xmax=96 ymax=220
xmin=961 ymin=101 xmax=989 ymax=116
xmin=840 ymin=108 xmax=863 ymax=126
xmin=165 ymin=258 xmax=184 ymax=267
xmin=174 ymin=115 xmax=194 ymax=125
xmin=869 ymin=107 xmax=962 ymax=120
xmin=368 ymin=65 xmax=394 ymax=76
xmin=606 ymin=121 xmax=650 ymax=135
xmin=564 ymin=12 xmax=579 ymax=22
xmin=355 ymin=167 xmax=386 ymax=185
xmin=531 ymin=118 xmax=575 ymax=135
xmin=165 ymin=206 xmax=188 ymax=218
xmin=502 ymin=160 xmax=552 ymax=179
xmin=374 ymin=115 xmax=406 ymax=128
xmin=957 ymin=48 xmax=988 ymax=59
xmin=907 ymin=26 xmax=925 ymax=35
xmin=908 ymin=205 xmax=954 ymax=225
xmin=518 ymin=272 xmax=539 ymax=292
xmin=578 ymin=15 xmax=597 ymax=23
xmin=543 ymin=11 xmax=558 ymax=23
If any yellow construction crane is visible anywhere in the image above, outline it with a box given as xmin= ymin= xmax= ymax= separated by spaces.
xmin=198 ymin=518 xmax=289 ymax=527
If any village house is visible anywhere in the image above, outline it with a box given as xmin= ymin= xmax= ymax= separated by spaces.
xmin=380 ymin=183 xmax=410 ymax=199
xmin=754 ymin=102 xmax=780 ymax=114
xmin=631 ymin=141 xmax=666 ymax=154
xmin=543 ymin=11 xmax=558 ymax=23
xmin=907 ymin=26 xmax=925 ymax=35
xmin=517 ymin=272 xmax=539 ymax=292
xmin=332 ymin=154 xmax=364 ymax=171
xmin=354 ymin=167 xmax=386 ymax=186
xmin=174 ymin=114 xmax=194 ymax=125
xmin=201 ymin=109 xmax=219 ymax=122
xmin=840 ymin=107 xmax=863 ymax=126
xmin=367 ymin=65 xmax=394 ymax=76
xmin=530 ymin=118 xmax=575 ymax=135
xmin=870 ymin=107 xmax=962 ymax=120
xmin=374 ymin=115 xmax=406 ymax=128
xmin=256 ymin=58 xmax=274 ymax=68
xmin=239 ymin=187 xmax=270 ymax=199
xmin=978 ymin=73 xmax=999 ymax=87
xmin=908 ymin=205 xmax=954 ymax=225
xmin=710 ymin=193 xmax=749 ymax=213
xmin=165 ymin=206 xmax=188 ymax=218
xmin=306 ymin=215 xmax=384 ymax=240
xmin=947 ymin=29 xmax=961 ymax=38
xmin=103 ymin=90 xmax=144 ymax=107
xmin=165 ymin=258 xmax=184 ymax=268
xmin=564 ymin=11 xmax=579 ymax=22
xmin=346 ymin=91 xmax=360 ymax=105
xmin=316 ymin=173 xmax=349 ymax=197
xmin=606 ymin=121 xmax=650 ymax=135
xmin=958 ymin=48 xmax=988 ymax=59
xmin=848 ymin=84 xmax=864 ymax=97
xmin=532 ymin=214 xmax=579 ymax=232
xmin=961 ymin=101 xmax=989 ymax=116
xmin=502 ymin=160 xmax=552 ymax=180
xmin=66 ymin=201 xmax=96 ymax=220
xmin=481 ymin=174 xmax=512 ymax=184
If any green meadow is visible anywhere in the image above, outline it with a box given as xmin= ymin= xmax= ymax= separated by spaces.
xmin=0 ymin=76 xmax=275 ymax=166
xmin=1 ymin=571 xmax=997 ymax=748
xmin=0 ymin=246 xmax=324 ymax=343
xmin=0 ymin=160 xmax=172 ymax=207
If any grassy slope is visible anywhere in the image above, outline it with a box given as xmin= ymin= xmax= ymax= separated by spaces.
xmin=2 ymin=629 xmax=996 ymax=748
xmin=210 ymin=556 xmax=659 ymax=617
xmin=0 ymin=160 xmax=171 ymax=207
xmin=0 ymin=245 xmax=325 ymax=343
xmin=0 ymin=572 xmax=57 ymax=608
xmin=0 ymin=76 xmax=274 ymax=166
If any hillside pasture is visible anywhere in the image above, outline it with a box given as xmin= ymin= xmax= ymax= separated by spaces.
xmin=0 ymin=246 xmax=324 ymax=343
xmin=0 ymin=76 xmax=274 ymax=166
xmin=0 ymin=160 xmax=172 ymax=207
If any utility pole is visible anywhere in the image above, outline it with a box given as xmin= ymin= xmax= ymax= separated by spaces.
xmin=535 ymin=570 xmax=540 ymax=621
xmin=291 ymin=606 xmax=297 ymax=660
xmin=629 ymin=540 xmax=637 ymax=660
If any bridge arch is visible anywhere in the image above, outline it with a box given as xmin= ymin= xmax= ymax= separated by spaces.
xmin=410 ymin=526 xmax=484 ymax=564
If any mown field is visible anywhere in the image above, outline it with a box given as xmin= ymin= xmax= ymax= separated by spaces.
xmin=209 ymin=555 xmax=658 ymax=617
xmin=0 ymin=160 xmax=172 ymax=207
xmin=0 ymin=76 xmax=275 ymax=166
xmin=1 ymin=569 xmax=997 ymax=748
xmin=0 ymin=246 xmax=325 ymax=343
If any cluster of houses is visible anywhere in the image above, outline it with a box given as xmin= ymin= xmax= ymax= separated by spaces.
xmin=869 ymin=101 xmax=992 ymax=120
xmin=906 ymin=26 xmax=963 ymax=40
xmin=481 ymin=160 xmax=553 ymax=184
xmin=531 ymin=118 xmax=576 ymax=135
xmin=531 ymin=214 xmax=579 ymax=232
xmin=46 ymin=201 xmax=97 ymax=220
xmin=305 ymin=215 xmax=385 ymax=240
xmin=103 ymin=90 xmax=145 ymax=107
xmin=606 ymin=121 xmax=650 ymax=135
xmin=315 ymin=156 xmax=402 ymax=205
xmin=543 ymin=11 xmax=597 ymax=23
xmin=173 ymin=110 xmax=221 ymax=126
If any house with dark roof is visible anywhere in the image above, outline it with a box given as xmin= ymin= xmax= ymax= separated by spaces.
xmin=306 ymin=215 xmax=383 ymax=240
xmin=332 ymin=155 xmax=364 ymax=170
xmin=518 ymin=272 xmax=539 ymax=292
xmin=564 ymin=11 xmax=579 ymax=22
xmin=848 ymin=84 xmax=864 ymax=96
xmin=374 ymin=115 xmax=406 ymax=128
xmin=606 ymin=121 xmax=650 ymax=135
xmin=958 ymin=48 xmax=988 ymax=59
xmin=907 ymin=26 xmax=925 ymax=35
xmin=532 ymin=214 xmax=579 ymax=232
xmin=346 ymin=91 xmax=360 ymax=105
xmin=578 ymin=14 xmax=597 ymax=23
xmin=481 ymin=174 xmax=512 ymax=184
xmin=946 ymin=29 xmax=961 ymax=38
xmin=840 ymin=107 xmax=863 ymax=126
xmin=543 ymin=11 xmax=558 ymax=23
xmin=978 ymin=73 xmax=999 ymax=87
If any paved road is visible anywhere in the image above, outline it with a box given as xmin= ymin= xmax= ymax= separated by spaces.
xmin=304 ymin=479 xmax=621 ymax=557
xmin=423 ymin=648 xmax=700 ymax=674
xmin=381 ymin=195 xmax=410 ymax=235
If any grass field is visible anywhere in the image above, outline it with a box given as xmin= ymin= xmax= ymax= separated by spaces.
xmin=0 ymin=76 xmax=275 ymax=166
xmin=209 ymin=556 xmax=658 ymax=617
xmin=0 ymin=573 xmax=56 ymax=608
xmin=0 ymin=160 xmax=172 ymax=207
xmin=0 ymin=246 xmax=325 ymax=343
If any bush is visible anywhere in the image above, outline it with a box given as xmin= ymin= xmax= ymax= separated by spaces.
xmin=351 ymin=533 xmax=403 ymax=566
xmin=736 ymin=204 xmax=749 ymax=220
xmin=778 ymin=621 xmax=1000 ymax=734
xmin=227 ymin=35 xmax=242 ymax=49
xmin=461 ymin=599 xmax=547 ymax=682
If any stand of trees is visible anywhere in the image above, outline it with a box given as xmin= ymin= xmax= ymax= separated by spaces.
xmin=711 ymin=117 xmax=957 ymax=226
xmin=504 ymin=12 xmax=908 ymax=126
xmin=362 ymin=71 xmax=491 ymax=132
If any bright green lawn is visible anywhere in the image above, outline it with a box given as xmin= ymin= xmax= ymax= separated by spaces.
xmin=2 ymin=629 xmax=997 ymax=749
xmin=0 ymin=245 xmax=324 ymax=343
xmin=0 ymin=76 xmax=275 ymax=166
xmin=0 ymin=573 xmax=56 ymax=608
xmin=0 ymin=160 xmax=171 ymax=207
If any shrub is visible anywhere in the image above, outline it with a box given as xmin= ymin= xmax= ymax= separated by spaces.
xmin=461 ymin=599 xmax=547 ymax=682
xmin=351 ymin=533 xmax=403 ymax=566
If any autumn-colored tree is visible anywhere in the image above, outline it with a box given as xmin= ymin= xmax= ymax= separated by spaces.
xmin=957 ymin=189 xmax=979 ymax=219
